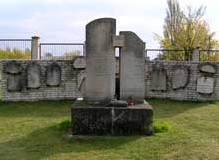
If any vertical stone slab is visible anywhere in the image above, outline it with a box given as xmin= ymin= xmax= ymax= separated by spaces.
xmin=46 ymin=63 xmax=61 ymax=86
xmin=192 ymin=49 xmax=200 ymax=62
xmin=172 ymin=67 xmax=189 ymax=90
xmin=27 ymin=62 xmax=41 ymax=89
xmin=119 ymin=31 xmax=145 ymax=103
xmin=85 ymin=18 xmax=116 ymax=103
xmin=151 ymin=68 xmax=167 ymax=91
xmin=197 ymin=76 xmax=214 ymax=94
xmin=7 ymin=74 xmax=22 ymax=92
xmin=31 ymin=36 xmax=40 ymax=60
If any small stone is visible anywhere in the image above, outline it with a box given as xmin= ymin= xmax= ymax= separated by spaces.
xmin=108 ymin=100 xmax=128 ymax=107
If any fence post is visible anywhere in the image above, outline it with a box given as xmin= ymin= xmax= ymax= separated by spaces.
xmin=83 ymin=41 xmax=86 ymax=56
xmin=31 ymin=36 xmax=40 ymax=60
xmin=192 ymin=47 xmax=200 ymax=62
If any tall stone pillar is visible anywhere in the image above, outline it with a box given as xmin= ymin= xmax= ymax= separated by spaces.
xmin=85 ymin=18 xmax=116 ymax=103
xmin=119 ymin=31 xmax=145 ymax=104
xmin=192 ymin=48 xmax=200 ymax=62
xmin=31 ymin=36 xmax=40 ymax=60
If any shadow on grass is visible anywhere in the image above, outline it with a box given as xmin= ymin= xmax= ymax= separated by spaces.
xmin=0 ymin=99 xmax=213 ymax=119
xmin=0 ymin=100 xmax=73 ymax=118
xmin=0 ymin=124 xmax=139 ymax=160
xmin=147 ymin=99 xmax=211 ymax=119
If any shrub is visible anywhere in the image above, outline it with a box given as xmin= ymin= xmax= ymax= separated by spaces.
xmin=154 ymin=120 xmax=172 ymax=133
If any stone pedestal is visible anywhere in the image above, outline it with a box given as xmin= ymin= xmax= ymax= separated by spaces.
xmin=71 ymin=102 xmax=153 ymax=136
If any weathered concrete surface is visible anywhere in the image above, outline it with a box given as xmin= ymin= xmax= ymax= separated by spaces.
xmin=199 ymin=63 xmax=217 ymax=74
xmin=7 ymin=74 xmax=22 ymax=92
xmin=85 ymin=18 xmax=116 ymax=103
xmin=73 ymin=57 xmax=86 ymax=69
xmin=71 ymin=103 xmax=153 ymax=135
xmin=113 ymin=104 xmax=153 ymax=135
xmin=113 ymin=35 xmax=125 ymax=47
xmin=46 ymin=63 xmax=61 ymax=86
xmin=107 ymin=100 xmax=128 ymax=107
xmin=27 ymin=62 xmax=41 ymax=89
xmin=197 ymin=76 xmax=214 ymax=94
xmin=72 ymin=107 xmax=112 ymax=135
xmin=119 ymin=31 xmax=145 ymax=103
xmin=77 ymin=70 xmax=86 ymax=96
xmin=151 ymin=68 xmax=167 ymax=91
xmin=172 ymin=67 xmax=189 ymax=89
xmin=5 ymin=61 xmax=22 ymax=74
xmin=192 ymin=49 xmax=200 ymax=62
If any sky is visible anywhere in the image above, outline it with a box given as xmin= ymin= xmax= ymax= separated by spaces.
xmin=0 ymin=0 xmax=219 ymax=48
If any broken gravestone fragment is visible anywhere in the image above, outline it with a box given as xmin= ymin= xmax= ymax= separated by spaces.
xmin=27 ymin=62 xmax=41 ymax=89
xmin=198 ymin=63 xmax=217 ymax=75
xmin=46 ymin=63 xmax=61 ymax=86
xmin=197 ymin=76 xmax=214 ymax=94
xmin=172 ymin=67 xmax=189 ymax=89
xmin=7 ymin=74 xmax=22 ymax=92
xmin=73 ymin=57 xmax=86 ymax=69
xmin=5 ymin=61 xmax=23 ymax=74
xmin=151 ymin=66 xmax=167 ymax=91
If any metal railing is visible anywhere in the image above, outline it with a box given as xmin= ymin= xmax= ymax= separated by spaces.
xmin=199 ymin=50 xmax=219 ymax=61
xmin=145 ymin=49 xmax=219 ymax=61
xmin=39 ymin=43 xmax=85 ymax=60
xmin=0 ymin=39 xmax=32 ymax=59
xmin=145 ymin=49 xmax=193 ymax=61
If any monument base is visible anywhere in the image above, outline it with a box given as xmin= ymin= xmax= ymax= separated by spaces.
xmin=71 ymin=101 xmax=153 ymax=136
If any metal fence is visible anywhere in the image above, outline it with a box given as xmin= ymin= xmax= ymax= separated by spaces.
xmin=145 ymin=49 xmax=219 ymax=61
xmin=0 ymin=39 xmax=32 ymax=59
xmin=39 ymin=43 xmax=85 ymax=60
xmin=145 ymin=49 xmax=193 ymax=61
xmin=199 ymin=50 xmax=219 ymax=61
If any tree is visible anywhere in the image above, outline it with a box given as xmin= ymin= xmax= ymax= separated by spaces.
xmin=157 ymin=0 xmax=219 ymax=60
xmin=60 ymin=50 xmax=81 ymax=60
xmin=0 ymin=48 xmax=31 ymax=59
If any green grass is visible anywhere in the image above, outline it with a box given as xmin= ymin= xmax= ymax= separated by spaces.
xmin=0 ymin=81 xmax=1 ymax=99
xmin=0 ymin=99 xmax=219 ymax=160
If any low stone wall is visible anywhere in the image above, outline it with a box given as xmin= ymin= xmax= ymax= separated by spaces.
xmin=1 ymin=60 xmax=84 ymax=101
xmin=145 ymin=61 xmax=219 ymax=101
xmin=0 ymin=61 xmax=2 ymax=82
xmin=2 ymin=59 xmax=219 ymax=102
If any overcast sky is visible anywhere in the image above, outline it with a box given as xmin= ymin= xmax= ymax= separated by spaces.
xmin=0 ymin=0 xmax=219 ymax=48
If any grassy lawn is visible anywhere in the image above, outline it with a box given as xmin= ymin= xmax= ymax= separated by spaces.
xmin=0 ymin=99 xmax=219 ymax=160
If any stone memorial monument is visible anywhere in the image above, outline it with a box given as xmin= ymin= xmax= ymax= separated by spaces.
xmin=71 ymin=18 xmax=153 ymax=136
xmin=85 ymin=18 xmax=116 ymax=103
xmin=119 ymin=31 xmax=145 ymax=103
